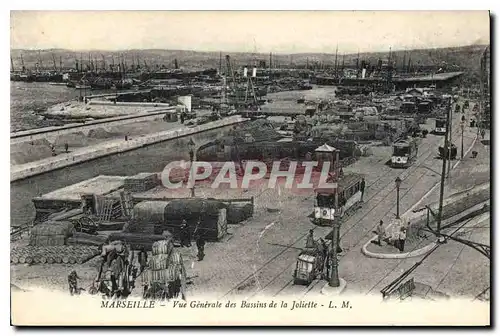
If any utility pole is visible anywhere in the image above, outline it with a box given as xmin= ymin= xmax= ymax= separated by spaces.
xmin=461 ymin=122 xmax=465 ymax=159
xmin=329 ymin=149 xmax=341 ymax=288
xmin=436 ymin=98 xmax=451 ymax=235
xmin=447 ymin=96 xmax=453 ymax=179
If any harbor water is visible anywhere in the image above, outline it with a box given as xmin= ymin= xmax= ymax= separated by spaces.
xmin=10 ymin=126 xmax=232 ymax=228
xmin=10 ymin=82 xmax=107 ymax=132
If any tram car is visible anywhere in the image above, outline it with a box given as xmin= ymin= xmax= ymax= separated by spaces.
xmin=434 ymin=118 xmax=447 ymax=135
xmin=312 ymin=173 xmax=364 ymax=226
xmin=391 ymin=138 xmax=419 ymax=168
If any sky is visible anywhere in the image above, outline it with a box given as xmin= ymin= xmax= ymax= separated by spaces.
xmin=10 ymin=11 xmax=490 ymax=54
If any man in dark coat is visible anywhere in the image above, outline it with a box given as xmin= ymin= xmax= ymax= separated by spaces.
xmin=360 ymin=178 xmax=366 ymax=202
xmin=195 ymin=233 xmax=206 ymax=261
xmin=138 ymin=247 xmax=148 ymax=273
xmin=179 ymin=220 xmax=191 ymax=247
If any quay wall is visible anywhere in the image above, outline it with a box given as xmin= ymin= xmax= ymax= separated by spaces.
xmin=11 ymin=116 xmax=247 ymax=182
xmin=87 ymin=101 xmax=172 ymax=108
xmin=11 ymin=118 xmax=246 ymax=227
xmin=11 ymin=109 xmax=175 ymax=143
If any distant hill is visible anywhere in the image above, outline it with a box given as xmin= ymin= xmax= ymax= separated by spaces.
xmin=11 ymin=44 xmax=489 ymax=76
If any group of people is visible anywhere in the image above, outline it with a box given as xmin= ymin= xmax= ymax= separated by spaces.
xmin=375 ymin=220 xmax=407 ymax=253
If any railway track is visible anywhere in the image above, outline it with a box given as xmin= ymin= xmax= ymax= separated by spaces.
xmin=218 ymin=118 xmax=464 ymax=300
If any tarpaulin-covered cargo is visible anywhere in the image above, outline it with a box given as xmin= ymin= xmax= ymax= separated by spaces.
xmin=163 ymin=207 xmax=228 ymax=242
xmin=132 ymin=201 xmax=169 ymax=224
xmin=29 ymin=221 xmax=75 ymax=247
xmin=30 ymin=221 xmax=74 ymax=236
xmin=164 ymin=199 xmax=225 ymax=220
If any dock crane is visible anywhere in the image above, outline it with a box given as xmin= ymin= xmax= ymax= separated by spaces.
xmin=225 ymin=55 xmax=239 ymax=103
xmin=143 ymin=60 xmax=150 ymax=72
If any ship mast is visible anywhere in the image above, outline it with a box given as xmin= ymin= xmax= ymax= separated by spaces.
xmin=334 ymin=44 xmax=338 ymax=78
xmin=21 ymin=54 xmax=25 ymax=72
xmin=38 ymin=50 xmax=43 ymax=71
xmin=10 ymin=55 xmax=15 ymax=72
xmin=52 ymin=53 xmax=57 ymax=72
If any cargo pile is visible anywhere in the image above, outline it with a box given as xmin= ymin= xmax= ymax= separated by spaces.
xmin=29 ymin=221 xmax=75 ymax=247
xmin=229 ymin=119 xmax=283 ymax=142
xmin=11 ymin=245 xmax=99 ymax=265
xmin=141 ymin=239 xmax=185 ymax=290
xmin=126 ymin=201 xmax=167 ymax=234
xmin=124 ymin=199 xmax=228 ymax=241
xmin=226 ymin=202 xmax=254 ymax=224
xmin=124 ymin=173 xmax=159 ymax=193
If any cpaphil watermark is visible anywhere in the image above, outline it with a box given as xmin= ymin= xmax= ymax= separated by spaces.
xmin=160 ymin=160 xmax=338 ymax=193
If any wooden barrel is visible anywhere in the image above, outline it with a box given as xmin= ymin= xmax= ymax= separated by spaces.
xmin=55 ymin=255 xmax=63 ymax=264
xmin=68 ymin=256 xmax=76 ymax=264
xmin=46 ymin=256 xmax=54 ymax=264
xmin=25 ymin=256 xmax=33 ymax=264
xmin=39 ymin=256 xmax=47 ymax=264
xmin=33 ymin=255 xmax=41 ymax=264
xmin=62 ymin=256 xmax=69 ymax=264
xmin=19 ymin=256 xmax=26 ymax=264
xmin=150 ymin=254 xmax=171 ymax=271
xmin=76 ymin=256 xmax=85 ymax=264
xmin=152 ymin=239 xmax=174 ymax=256
xmin=11 ymin=256 xmax=19 ymax=264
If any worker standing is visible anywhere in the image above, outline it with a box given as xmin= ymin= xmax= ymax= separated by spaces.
xmin=360 ymin=178 xmax=366 ymax=202
xmin=376 ymin=220 xmax=386 ymax=246
xmin=138 ymin=247 xmax=148 ymax=273
xmin=68 ymin=270 xmax=80 ymax=296
xmin=195 ymin=233 xmax=206 ymax=261
xmin=398 ymin=228 xmax=407 ymax=253
xmin=179 ymin=220 xmax=191 ymax=247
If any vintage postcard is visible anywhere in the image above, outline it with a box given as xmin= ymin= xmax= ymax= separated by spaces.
xmin=10 ymin=10 xmax=491 ymax=326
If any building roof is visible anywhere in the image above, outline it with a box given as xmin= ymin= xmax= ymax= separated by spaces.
xmin=315 ymin=143 xmax=337 ymax=152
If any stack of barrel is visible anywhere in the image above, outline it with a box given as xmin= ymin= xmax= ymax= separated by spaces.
xmin=11 ymin=245 xmax=99 ymax=265
xmin=141 ymin=238 xmax=184 ymax=287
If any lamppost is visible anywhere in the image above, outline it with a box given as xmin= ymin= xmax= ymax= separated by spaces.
xmin=395 ymin=177 xmax=402 ymax=219
xmin=328 ymin=148 xmax=341 ymax=288
xmin=460 ymin=121 xmax=465 ymax=160
xmin=188 ymin=138 xmax=196 ymax=198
